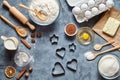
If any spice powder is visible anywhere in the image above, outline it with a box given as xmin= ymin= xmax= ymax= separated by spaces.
xmin=66 ymin=24 xmax=76 ymax=35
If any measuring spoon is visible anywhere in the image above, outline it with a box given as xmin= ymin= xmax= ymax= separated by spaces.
xmin=85 ymin=45 xmax=120 ymax=61
xmin=0 ymin=15 xmax=28 ymax=38
xmin=19 ymin=3 xmax=48 ymax=21
xmin=94 ymin=40 xmax=115 ymax=50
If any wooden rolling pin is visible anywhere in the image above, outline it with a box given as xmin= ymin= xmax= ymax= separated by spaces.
xmin=3 ymin=0 xmax=35 ymax=31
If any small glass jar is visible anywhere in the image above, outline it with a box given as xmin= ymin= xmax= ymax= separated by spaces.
xmin=14 ymin=51 xmax=32 ymax=67
xmin=98 ymin=54 xmax=120 ymax=79
xmin=76 ymin=27 xmax=94 ymax=45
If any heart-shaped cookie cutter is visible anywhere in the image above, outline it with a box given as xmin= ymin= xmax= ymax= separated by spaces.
xmin=67 ymin=59 xmax=78 ymax=72
xmin=56 ymin=47 xmax=66 ymax=59
xmin=52 ymin=62 xmax=65 ymax=76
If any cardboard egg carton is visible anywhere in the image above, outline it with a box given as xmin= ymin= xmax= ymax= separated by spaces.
xmin=66 ymin=0 xmax=114 ymax=23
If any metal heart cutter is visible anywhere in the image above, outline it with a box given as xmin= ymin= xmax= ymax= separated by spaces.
xmin=67 ymin=59 xmax=78 ymax=72
xmin=52 ymin=62 xmax=65 ymax=76
xmin=56 ymin=47 xmax=66 ymax=59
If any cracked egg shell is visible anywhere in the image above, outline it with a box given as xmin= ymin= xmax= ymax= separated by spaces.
xmin=92 ymin=7 xmax=98 ymax=15
xmin=72 ymin=6 xmax=81 ymax=15
xmin=85 ymin=11 xmax=92 ymax=18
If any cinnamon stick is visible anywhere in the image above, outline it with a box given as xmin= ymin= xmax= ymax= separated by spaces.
xmin=20 ymin=38 xmax=31 ymax=49
xmin=16 ymin=68 xmax=27 ymax=80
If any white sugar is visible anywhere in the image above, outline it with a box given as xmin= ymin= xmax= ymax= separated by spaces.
xmin=98 ymin=55 xmax=119 ymax=77
xmin=84 ymin=51 xmax=94 ymax=60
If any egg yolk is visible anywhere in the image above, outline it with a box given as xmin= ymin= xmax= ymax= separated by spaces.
xmin=82 ymin=33 xmax=89 ymax=40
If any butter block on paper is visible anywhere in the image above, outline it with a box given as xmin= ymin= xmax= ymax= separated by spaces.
xmin=103 ymin=17 xmax=120 ymax=37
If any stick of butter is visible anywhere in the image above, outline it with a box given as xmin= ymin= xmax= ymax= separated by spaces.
xmin=103 ymin=17 xmax=120 ymax=37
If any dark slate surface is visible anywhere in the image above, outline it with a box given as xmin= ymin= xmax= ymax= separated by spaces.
xmin=0 ymin=0 xmax=120 ymax=80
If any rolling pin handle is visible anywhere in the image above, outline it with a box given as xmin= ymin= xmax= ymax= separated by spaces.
xmin=26 ymin=22 xmax=35 ymax=31
xmin=3 ymin=0 xmax=11 ymax=9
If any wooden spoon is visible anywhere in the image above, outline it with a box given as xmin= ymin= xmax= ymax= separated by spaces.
xmin=19 ymin=3 xmax=48 ymax=21
xmin=94 ymin=40 xmax=115 ymax=50
xmin=0 ymin=15 xmax=28 ymax=38
xmin=86 ymin=45 xmax=120 ymax=61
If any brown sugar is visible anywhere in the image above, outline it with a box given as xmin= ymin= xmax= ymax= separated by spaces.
xmin=66 ymin=24 xmax=76 ymax=35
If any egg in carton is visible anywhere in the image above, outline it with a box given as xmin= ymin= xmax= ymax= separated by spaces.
xmin=67 ymin=0 xmax=114 ymax=23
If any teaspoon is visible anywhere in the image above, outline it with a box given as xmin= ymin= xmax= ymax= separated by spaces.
xmin=94 ymin=40 xmax=115 ymax=50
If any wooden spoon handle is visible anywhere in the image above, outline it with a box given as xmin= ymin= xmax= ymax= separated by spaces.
xmin=96 ymin=45 xmax=120 ymax=56
xmin=102 ymin=40 xmax=115 ymax=46
xmin=0 ymin=15 xmax=16 ymax=28
xmin=19 ymin=3 xmax=34 ymax=12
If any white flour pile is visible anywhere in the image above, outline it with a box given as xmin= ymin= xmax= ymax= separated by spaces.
xmin=29 ymin=0 xmax=59 ymax=24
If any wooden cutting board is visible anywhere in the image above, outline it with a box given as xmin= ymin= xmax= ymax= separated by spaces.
xmin=92 ymin=7 xmax=120 ymax=50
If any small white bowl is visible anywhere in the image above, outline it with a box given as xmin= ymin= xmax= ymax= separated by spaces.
xmin=64 ymin=23 xmax=77 ymax=36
